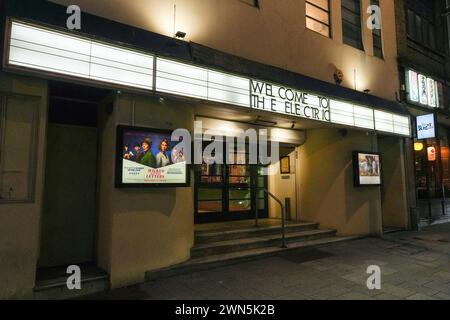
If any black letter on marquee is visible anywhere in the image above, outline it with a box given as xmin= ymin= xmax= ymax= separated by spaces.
xmin=251 ymin=95 xmax=265 ymax=109
xmin=251 ymin=81 xmax=265 ymax=94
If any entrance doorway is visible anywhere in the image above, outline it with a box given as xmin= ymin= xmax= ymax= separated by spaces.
xmin=379 ymin=135 xmax=409 ymax=232
xmin=195 ymin=143 xmax=269 ymax=224
xmin=38 ymin=82 xmax=109 ymax=268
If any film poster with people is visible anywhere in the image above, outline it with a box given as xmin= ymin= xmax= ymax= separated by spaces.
xmin=121 ymin=128 xmax=187 ymax=185
xmin=357 ymin=153 xmax=381 ymax=185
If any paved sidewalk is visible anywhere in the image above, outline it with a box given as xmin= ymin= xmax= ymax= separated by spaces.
xmin=87 ymin=223 xmax=450 ymax=300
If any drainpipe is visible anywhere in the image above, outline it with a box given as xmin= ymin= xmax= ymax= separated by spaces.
xmin=444 ymin=0 xmax=450 ymax=217
xmin=445 ymin=1 xmax=450 ymax=55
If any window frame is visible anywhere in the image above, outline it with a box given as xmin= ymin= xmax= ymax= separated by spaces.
xmin=371 ymin=0 xmax=384 ymax=59
xmin=405 ymin=1 xmax=436 ymax=50
xmin=341 ymin=0 xmax=364 ymax=51
xmin=0 ymin=94 xmax=40 ymax=204
xmin=305 ymin=0 xmax=332 ymax=38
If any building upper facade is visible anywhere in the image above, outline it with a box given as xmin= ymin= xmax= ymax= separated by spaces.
xmin=395 ymin=0 xmax=448 ymax=78
xmin=395 ymin=0 xmax=450 ymax=112
xmin=47 ymin=0 xmax=400 ymax=103
xmin=0 ymin=0 xmax=412 ymax=136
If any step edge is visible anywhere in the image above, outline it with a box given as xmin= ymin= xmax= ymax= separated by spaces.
xmin=189 ymin=235 xmax=359 ymax=265
xmin=34 ymin=275 xmax=109 ymax=292
xmin=192 ymin=229 xmax=337 ymax=250
xmin=145 ymin=235 xmax=363 ymax=281
xmin=195 ymin=222 xmax=319 ymax=237
xmin=190 ymin=231 xmax=337 ymax=258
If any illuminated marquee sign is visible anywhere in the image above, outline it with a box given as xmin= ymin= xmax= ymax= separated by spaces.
xmin=5 ymin=20 xmax=411 ymax=137
xmin=155 ymin=58 xmax=250 ymax=107
xmin=250 ymin=80 xmax=330 ymax=122
xmin=8 ymin=21 xmax=154 ymax=90
xmin=406 ymin=69 xmax=439 ymax=108
xmin=329 ymin=100 xmax=374 ymax=130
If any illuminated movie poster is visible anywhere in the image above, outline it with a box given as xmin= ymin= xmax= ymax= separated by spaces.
xmin=353 ymin=151 xmax=382 ymax=187
xmin=115 ymin=126 xmax=189 ymax=188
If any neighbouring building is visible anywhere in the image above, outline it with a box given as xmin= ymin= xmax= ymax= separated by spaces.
xmin=0 ymin=0 xmax=412 ymax=299
xmin=394 ymin=0 xmax=450 ymax=225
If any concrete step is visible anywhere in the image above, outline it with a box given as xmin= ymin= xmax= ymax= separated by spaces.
xmin=33 ymin=267 xmax=109 ymax=300
xmin=195 ymin=222 xmax=319 ymax=244
xmin=191 ymin=228 xmax=337 ymax=258
xmin=146 ymin=235 xmax=362 ymax=281
xmin=383 ymin=226 xmax=404 ymax=234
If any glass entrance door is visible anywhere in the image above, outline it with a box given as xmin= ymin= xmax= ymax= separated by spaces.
xmin=414 ymin=127 xmax=450 ymax=219
xmin=195 ymin=145 xmax=269 ymax=224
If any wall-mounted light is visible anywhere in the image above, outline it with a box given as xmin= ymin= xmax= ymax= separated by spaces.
xmin=414 ymin=142 xmax=424 ymax=152
xmin=334 ymin=69 xmax=343 ymax=85
xmin=175 ymin=31 xmax=187 ymax=39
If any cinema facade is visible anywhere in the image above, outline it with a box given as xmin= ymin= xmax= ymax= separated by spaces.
xmin=0 ymin=0 xmax=412 ymax=298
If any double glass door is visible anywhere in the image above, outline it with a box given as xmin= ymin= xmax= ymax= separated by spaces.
xmin=195 ymin=146 xmax=268 ymax=224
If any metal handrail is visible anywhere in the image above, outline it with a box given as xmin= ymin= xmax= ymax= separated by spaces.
xmin=263 ymin=189 xmax=287 ymax=249
xmin=234 ymin=186 xmax=287 ymax=248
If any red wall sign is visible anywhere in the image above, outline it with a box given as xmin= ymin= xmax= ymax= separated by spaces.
xmin=427 ymin=146 xmax=436 ymax=161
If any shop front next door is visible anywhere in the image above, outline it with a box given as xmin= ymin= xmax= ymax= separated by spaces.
xmin=195 ymin=147 xmax=269 ymax=224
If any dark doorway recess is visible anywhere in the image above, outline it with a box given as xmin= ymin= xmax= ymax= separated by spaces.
xmin=48 ymin=81 xmax=110 ymax=127
xmin=38 ymin=81 xmax=110 ymax=270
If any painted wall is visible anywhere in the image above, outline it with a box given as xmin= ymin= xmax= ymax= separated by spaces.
xmin=298 ymin=128 xmax=382 ymax=236
xmin=50 ymin=0 xmax=400 ymax=102
xmin=96 ymin=93 xmax=195 ymax=288
xmin=269 ymin=150 xmax=298 ymax=220
xmin=378 ymin=136 xmax=409 ymax=229
xmin=0 ymin=72 xmax=48 ymax=298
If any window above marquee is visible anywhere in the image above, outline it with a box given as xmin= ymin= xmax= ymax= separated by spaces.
xmin=342 ymin=0 xmax=363 ymax=50
xmin=305 ymin=0 xmax=331 ymax=38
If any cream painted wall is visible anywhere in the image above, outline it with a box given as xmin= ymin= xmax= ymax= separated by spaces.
xmin=298 ymin=128 xmax=382 ymax=236
xmin=378 ymin=136 xmax=409 ymax=229
xmin=50 ymin=0 xmax=399 ymax=101
xmin=97 ymin=94 xmax=195 ymax=288
xmin=0 ymin=72 xmax=48 ymax=298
